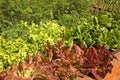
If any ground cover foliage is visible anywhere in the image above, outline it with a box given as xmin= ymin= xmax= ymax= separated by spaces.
xmin=0 ymin=21 xmax=65 ymax=70
xmin=0 ymin=40 xmax=117 ymax=80
xmin=0 ymin=0 xmax=120 ymax=74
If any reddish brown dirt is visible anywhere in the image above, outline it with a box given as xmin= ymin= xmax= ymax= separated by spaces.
xmin=103 ymin=51 xmax=120 ymax=80
xmin=78 ymin=51 xmax=120 ymax=80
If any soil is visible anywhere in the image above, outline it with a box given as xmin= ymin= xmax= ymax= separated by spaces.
xmin=78 ymin=50 xmax=120 ymax=80
xmin=103 ymin=51 xmax=120 ymax=80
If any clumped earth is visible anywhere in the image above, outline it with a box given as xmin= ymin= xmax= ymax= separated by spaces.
xmin=103 ymin=51 xmax=120 ymax=80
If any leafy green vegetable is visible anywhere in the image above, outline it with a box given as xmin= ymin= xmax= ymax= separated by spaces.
xmin=0 ymin=21 xmax=65 ymax=71
xmin=0 ymin=40 xmax=116 ymax=80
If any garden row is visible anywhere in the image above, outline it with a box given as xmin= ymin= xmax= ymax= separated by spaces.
xmin=0 ymin=0 xmax=120 ymax=31
xmin=0 ymin=14 xmax=120 ymax=71
xmin=0 ymin=40 xmax=117 ymax=80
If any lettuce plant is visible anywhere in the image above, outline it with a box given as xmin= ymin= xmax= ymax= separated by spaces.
xmin=0 ymin=40 xmax=117 ymax=80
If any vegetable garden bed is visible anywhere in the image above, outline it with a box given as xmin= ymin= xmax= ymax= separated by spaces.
xmin=0 ymin=40 xmax=119 ymax=80
xmin=0 ymin=0 xmax=120 ymax=80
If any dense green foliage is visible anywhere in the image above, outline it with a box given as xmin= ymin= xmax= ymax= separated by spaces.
xmin=0 ymin=0 xmax=91 ymax=30
xmin=0 ymin=21 xmax=65 ymax=70
xmin=64 ymin=13 xmax=120 ymax=49
xmin=0 ymin=0 xmax=120 ymax=71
